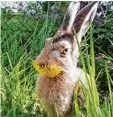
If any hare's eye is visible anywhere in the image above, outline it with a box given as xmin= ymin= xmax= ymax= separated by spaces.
xmin=61 ymin=48 xmax=68 ymax=57
xmin=64 ymin=48 xmax=68 ymax=52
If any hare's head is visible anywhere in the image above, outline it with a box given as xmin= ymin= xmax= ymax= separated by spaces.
xmin=36 ymin=2 xmax=98 ymax=76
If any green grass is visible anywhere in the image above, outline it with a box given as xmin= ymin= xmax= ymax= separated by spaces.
xmin=72 ymin=24 xmax=113 ymax=117
xmin=1 ymin=10 xmax=113 ymax=117
xmin=1 ymin=14 xmax=56 ymax=117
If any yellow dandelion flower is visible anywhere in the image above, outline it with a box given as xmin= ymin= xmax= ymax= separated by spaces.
xmin=32 ymin=60 xmax=62 ymax=78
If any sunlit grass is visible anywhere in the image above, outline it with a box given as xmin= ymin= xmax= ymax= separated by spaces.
xmin=72 ymin=24 xmax=113 ymax=117
xmin=1 ymin=8 xmax=113 ymax=117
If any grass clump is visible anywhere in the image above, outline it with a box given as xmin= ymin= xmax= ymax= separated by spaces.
xmin=72 ymin=24 xmax=113 ymax=117
xmin=1 ymin=3 xmax=113 ymax=117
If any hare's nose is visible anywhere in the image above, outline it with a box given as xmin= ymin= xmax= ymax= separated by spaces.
xmin=35 ymin=56 xmax=39 ymax=61
xmin=35 ymin=56 xmax=40 ymax=63
xmin=35 ymin=56 xmax=47 ymax=67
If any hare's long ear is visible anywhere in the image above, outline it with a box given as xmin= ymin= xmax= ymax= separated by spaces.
xmin=74 ymin=2 xmax=98 ymax=42
xmin=61 ymin=2 xmax=80 ymax=32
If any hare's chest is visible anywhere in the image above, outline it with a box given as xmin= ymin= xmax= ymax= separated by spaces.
xmin=37 ymin=77 xmax=75 ymax=111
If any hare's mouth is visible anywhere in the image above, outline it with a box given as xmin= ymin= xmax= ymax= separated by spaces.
xmin=32 ymin=60 xmax=63 ymax=78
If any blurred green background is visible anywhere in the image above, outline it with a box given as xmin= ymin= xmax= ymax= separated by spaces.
xmin=1 ymin=1 xmax=113 ymax=117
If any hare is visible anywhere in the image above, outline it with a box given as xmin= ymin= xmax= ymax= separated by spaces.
xmin=36 ymin=2 xmax=98 ymax=117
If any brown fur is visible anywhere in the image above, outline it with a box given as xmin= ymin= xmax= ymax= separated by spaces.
xmin=35 ymin=2 xmax=98 ymax=117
